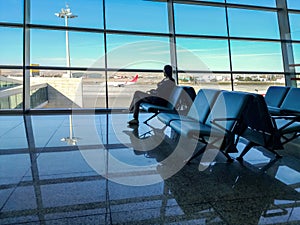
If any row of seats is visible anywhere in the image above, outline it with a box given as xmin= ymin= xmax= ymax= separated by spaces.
xmin=238 ymin=86 xmax=300 ymax=160
xmin=158 ymin=89 xmax=252 ymax=162
xmin=140 ymin=85 xmax=196 ymax=124
xmin=154 ymin=87 xmax=300 ymax=163
xmin=265 ymin=86 xmax=300 ymax=116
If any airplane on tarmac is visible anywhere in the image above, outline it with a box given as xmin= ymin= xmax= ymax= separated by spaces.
xmin=107 ymin=74 xmax=139 ymax=87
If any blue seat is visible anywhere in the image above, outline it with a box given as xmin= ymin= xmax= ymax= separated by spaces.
xmin=278 ymin=87 xmax=300 ymax=115
xmin=273 ymin=87 xmax=300 ymax=144
xmin=140 ymin=86 xmax=196 ymax=124
xmin=237 ymin=90 xmax=300 ymax=161
xmin=157 ymin=89 xmax=221 ymax=126
xmin=169 ymin=90 xmax=252 ymax=162
xmin=237 ymin=93 xmax=283 ymax=161
xmin=264 ymin=86 xmax=290 ymax=115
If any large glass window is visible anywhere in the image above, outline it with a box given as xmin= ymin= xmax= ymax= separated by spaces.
xmin=231 ymin=40 xmax=283 ymax=72
xmin=174 ymin=4 xmax=227 ymax=36
xmin=228 ymin=8 xmax=280 ymax=39
xmin=0 ymin=0 xmax=296 ymax=111
xmin=105 ymin=0 xmax=168 ymax=33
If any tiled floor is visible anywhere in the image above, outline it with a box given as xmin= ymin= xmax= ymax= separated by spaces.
xmin=0 ymin=113 xmax=300 ymax=225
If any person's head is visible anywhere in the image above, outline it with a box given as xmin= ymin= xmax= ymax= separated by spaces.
xmin=163 ymin=65 xmax=173 ymax=79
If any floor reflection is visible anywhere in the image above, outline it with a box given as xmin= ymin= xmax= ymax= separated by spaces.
xmin=0 ymin=114 xmax=300 ymax=224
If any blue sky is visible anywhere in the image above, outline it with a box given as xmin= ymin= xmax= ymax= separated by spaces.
xmin=1 ymin=0 xmax=300 ymax=72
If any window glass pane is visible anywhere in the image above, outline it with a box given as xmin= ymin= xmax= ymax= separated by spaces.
xmin=106 ymin=0 xmax=168 ymax=33
xmin=291 ymin=44 xmax=300 ymax=73
xmin=178 ymin=72 xmax=232 ymax=93
xmin=228 ymin=8 xmax=279 ymax=39
xmin=287 ymin=0 xmax=300 ymax=9
xmin=176 ymin=38 xmax=230 ymax=71
xmin=227 ymin=0 xmax=276 ymax=7
xmin=30 ymin=0 xmax=103 ymax=28
xmin=233 ymin=74 xmax=285 ymax=94
xmin=0 ymin=27 xmax=23 ymax=65
xmin=30 ymin=29 xmax=105 ymax=68
xmin=0 ymin=69 xmax=23 ymax=110
xmin=30 ymin=70 xmax=99 ymax=109
xmin=107 ymin=35 xmax=170 ymax=70
xmin=0 ymin=0 xmax=23 ymax=23
xmin=231 ymin=40 xmax=283 ymax=72
xmin=107 ymin=71 xmax=161 ymax=109
xmin=174 ymin=4 xmax=227 ymax=36
xmin=289 ymin=13 xmax=300 ymax=41
xmin=0 ymin=116 xmax=27 ymax=149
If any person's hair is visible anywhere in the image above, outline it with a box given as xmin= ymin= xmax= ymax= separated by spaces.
xmin=163 ymin=65 xmax=174 ymax=81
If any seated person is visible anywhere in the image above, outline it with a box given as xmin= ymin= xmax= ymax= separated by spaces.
xmin=128 ymin=65 xmax=176 ymax=125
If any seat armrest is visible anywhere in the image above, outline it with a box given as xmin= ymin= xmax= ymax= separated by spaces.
xmin=280 ymin=109 xmax=300 ymax=117
xmin=211 ymin=117 xmax=240 ymax=133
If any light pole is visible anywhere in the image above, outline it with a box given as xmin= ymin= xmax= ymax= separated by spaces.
xmin=55 ymin=5 xmax=77 ymax=78
xmin=61 ymin=115 xmax=79 ymax=145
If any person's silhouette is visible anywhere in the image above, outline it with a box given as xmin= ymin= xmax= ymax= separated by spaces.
xmin=128 ymin=65 xmax=176 ymax=125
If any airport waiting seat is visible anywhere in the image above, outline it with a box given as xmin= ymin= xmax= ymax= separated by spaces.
xmin=157 ymin=89 xmax=221 ymax=127
xmin=277 ymin=87 xmax=300 ymax=116
xmin=264 ymin=86 xmax=290 ymax=115
xmin=272 ymin=87 xmax=300 ymax=144
xmin=140 ymin=86 xmax=196 ymax=124
xmin=237 ymin=93 xmax=283 ymax=161
xmin=237 ymin=89 xmax=300 ymax=161
xmin=168 ymin=90 xmax=252 ymax=162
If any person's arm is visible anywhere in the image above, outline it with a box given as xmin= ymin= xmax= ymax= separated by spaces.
xmin=147 ymin=78 xmax=165 ymax=95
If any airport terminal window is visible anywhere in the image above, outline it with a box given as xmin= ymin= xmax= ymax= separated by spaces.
xmin=105 ymin=0 xmax=168 ymax=33
xmin=30 ymin=0 xmax=103 ymax=29
xmin=230 ymin=40 xmax=283 ymax=72
xmin=106 ymin=35 xmax=170 ymax=70
xmin=176 ymin=38 xmax=230 ymax=72
xmin=0 ymin=0 xmax=297 ymax=111
xmin=174 ymin=4 xmax=227 ymax=36
xmin=228 ymin=8 xmax=280 ymax=39
xmin=0 ymin=27 xmax=23 ymax=66
xmin=30 ymin=29 xmax=105 ymax=68
xmin=0 ymin=0 xmax=23 ymax=23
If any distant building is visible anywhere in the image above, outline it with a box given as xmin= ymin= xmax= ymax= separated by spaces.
xmin=30 ymin=64 xmax=40 ymax=77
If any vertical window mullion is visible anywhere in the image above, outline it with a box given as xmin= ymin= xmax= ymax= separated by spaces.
xmin=168 ymin=0 xmax=178 ymax=84
xmin=276 ymin=0 xmax=296 ymax=87
xmin=23 ymin=0 xmax=30 ymax=111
